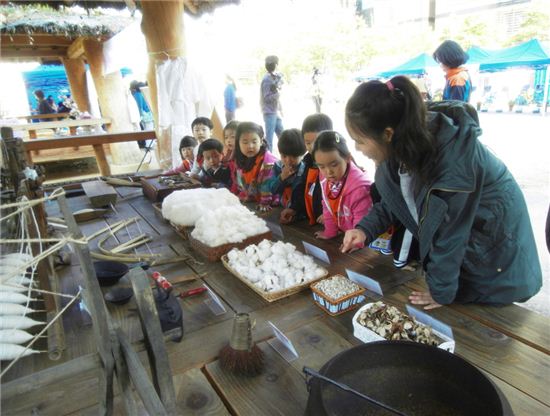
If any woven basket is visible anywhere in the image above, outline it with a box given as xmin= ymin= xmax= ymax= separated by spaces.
xmin=221 ymin=255 xmax=328 ymax=302
xmin=170 ymin=222 xmax=193 ymax=240
xmin=189 ymin=231 xmax=273 ymax=262
xmin=310 ymin=275 xmax=366 ymax=316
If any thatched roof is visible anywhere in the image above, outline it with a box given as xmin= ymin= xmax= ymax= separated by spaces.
xmin=0 ymin=0 xmax=239 ymax=61
xmin=1 ymin=4 xmax=133 ymax=37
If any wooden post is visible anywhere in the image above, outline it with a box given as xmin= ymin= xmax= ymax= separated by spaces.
xmin=140 ymin=0 xmax=185 ymax=169
xmin=62 ymin=57 xmax=91 ymax=113
xmin=82 ymin=39 xmax=143 ymax=166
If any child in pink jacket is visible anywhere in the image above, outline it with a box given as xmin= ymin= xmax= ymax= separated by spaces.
xmin=313 ymin=131 xmax=372 ymax=245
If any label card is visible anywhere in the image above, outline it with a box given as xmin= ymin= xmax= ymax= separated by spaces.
xmin=302 ymin=241 xmax=330 ymax=264
xmin=203 ymin=284 xmax=226 ymax=316
xmin=267 ymin=320 xmax=299 ymax=362
xmin=345 ymin=269 xmax=383 ymax=297
xmin=406 ymin=305 xmax=454 ymax=339
xmin=266 ymin=221 xmax=284 ymax=239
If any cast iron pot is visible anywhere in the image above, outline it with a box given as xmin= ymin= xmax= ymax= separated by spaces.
xmin=93 ymin=261 xmax=148 ymax=286
xmin=305 ymin=341 xmax=513 ymax=416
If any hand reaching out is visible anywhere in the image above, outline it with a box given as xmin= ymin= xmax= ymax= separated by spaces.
xmin=408 ymin=291 xmax=442 ymax=310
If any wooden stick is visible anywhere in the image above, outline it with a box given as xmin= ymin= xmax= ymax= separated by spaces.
xmin=116 ymin=328 xmax=169 ymax=416
xmin=103 ymin=177 xmax=142 ymax=188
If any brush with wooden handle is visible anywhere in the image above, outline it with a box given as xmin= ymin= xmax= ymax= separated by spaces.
xmin=219 ymin=313 xmax=264 ymax=376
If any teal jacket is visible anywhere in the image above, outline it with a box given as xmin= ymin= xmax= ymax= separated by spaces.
xmin=357 ymin=101 xmax=542 ymax=305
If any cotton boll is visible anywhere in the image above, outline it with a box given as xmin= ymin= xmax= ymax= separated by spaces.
xmin=304 ymin=270 xmax=315 ymax=281
xmin=258 ymin=240 xmax=272 ymax=251
xmin=314 ymin=267 xmax=326 ymax=279
xmin=227 ymin=249 xmax=239 ymax=263
xmin=247 ymin=269 xmax=262 ymax=283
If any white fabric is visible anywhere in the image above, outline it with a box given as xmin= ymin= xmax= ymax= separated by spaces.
xmin=155 ymin=57 xmax=215 ymax=168
xmin=126 ymin=91 xmax=141 ymax=125
xmin=86 ymin=70 xmax=101 ymax=119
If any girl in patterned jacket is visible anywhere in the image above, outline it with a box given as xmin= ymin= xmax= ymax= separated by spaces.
xmin=230 ymin=122 xmax=279 ymax=211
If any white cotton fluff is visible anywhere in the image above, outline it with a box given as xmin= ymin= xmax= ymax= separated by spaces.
xmin=191 ymin=205 xmax=269 ymax=247
xmin=0 ymin=316 xmax=44 ymax=330
xmin=227 ymin=240 xmax=327 ymax=292
xmin=0 ymin=343 xmax=40 ymax=360
xmin=0 ymin=329 xmax=34 ymax=344
xmin=0 ymin=292 xmax=34 ymax=304
xmin=0 ymin=253 xmax=33 ymax=283
xmin=162 ymin=188 xmax=240 ymax=227
xmin=0 ymin=303 xmax=37 ymax=316
xmin=0 ymin=284 xmax=27 ymax=293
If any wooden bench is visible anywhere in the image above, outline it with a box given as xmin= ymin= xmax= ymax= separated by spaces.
xmin=5 ymin=117 xmax=111 ymax=139
xmin=22 ymin=130 xmax=157 ymax=176
xmin=13 ymin=113 xmax=72 ymax=121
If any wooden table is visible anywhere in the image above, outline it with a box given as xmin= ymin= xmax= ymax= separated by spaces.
xmin=21 ymin=130 xmax=157 ymax=176
xmin=1 ymin=186 xmax=548 ymax=415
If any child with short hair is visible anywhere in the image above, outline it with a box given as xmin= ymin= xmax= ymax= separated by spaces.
xmin=230 ymin=121 xmax=279 ymax=211
xmin=189 ymin=117 xmax=214 ymax=178
xmin=163 ymin=135 xmax=198 ymax=175
xmin=266 ymin=128 xmax=307 ymax=224
xmin=312 ymin=131 xmax=372 ymax=244
xmin=197 ymin=138 xmax=231 ymax=188
xmin=302 ymin=114 xmax=333 ymax=225
xmin=223 ymin=120 xmax=239 ymax=163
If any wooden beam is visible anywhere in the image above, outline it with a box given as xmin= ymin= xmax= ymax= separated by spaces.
xmin=67 ymin=36 xmax=86 ymax=59
xmin=0 ymin=48 xmax=67 ymax=58
xmin=23 ymin=130 xmax=157 ymax=151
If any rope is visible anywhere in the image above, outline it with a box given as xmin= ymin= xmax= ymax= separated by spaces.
xmin=0 ymin=289 xmax=82 ymax=379
xmin=0 ymin=188 xmax=65 ymax=222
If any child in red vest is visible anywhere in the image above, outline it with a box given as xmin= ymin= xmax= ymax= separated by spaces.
xmin=163 ymin=135 xmax=197 ymax=175
xmin=301 ymin=114 xmax=333 ymax=225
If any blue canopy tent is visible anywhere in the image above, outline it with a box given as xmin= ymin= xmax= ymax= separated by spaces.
xmin=476 ymin=39 xmax=550 ymax=111
xmin=377 ymin=53 xmax=438 ymax=78
xmin=477 ymin=39 xmax=550 ymax=71
xmin=466 ymin=46 xmax=494 ymax=64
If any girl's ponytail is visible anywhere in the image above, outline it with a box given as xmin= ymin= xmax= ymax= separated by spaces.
xmin=345 ymin=76 xmax=436 ymax=184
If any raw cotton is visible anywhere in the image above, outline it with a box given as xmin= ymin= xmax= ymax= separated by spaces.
xmin=162 ymin=188 xmax=241 ymax=227
xmin=227 ymin=240 xmax=326 ymax=292
xmin=191 ymin=205 xmax=269 ymax=247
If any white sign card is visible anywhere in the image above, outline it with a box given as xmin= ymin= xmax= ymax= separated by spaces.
xmin=406 ymin=305 xmax=454 ymax=339
xmin=267 ymin=320 xmax=299 ymax=362
xmin=203 ymin=284 xmax=226 ymax=316
xmin=266 ymin=221 xmax=284 ymax=239
xmin=345 ymin=269 xmax=384 ymax=297
xmin=302 ymin=241 xmax=331 ymax=264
